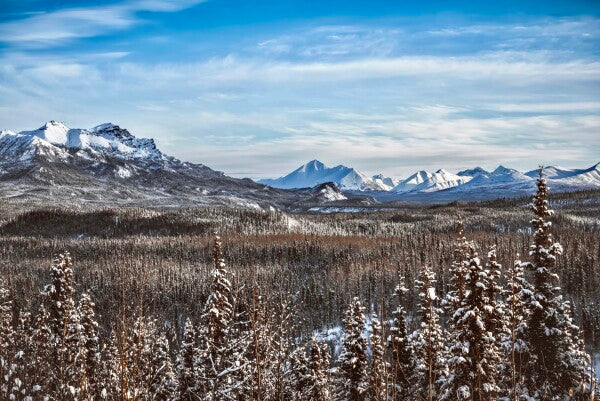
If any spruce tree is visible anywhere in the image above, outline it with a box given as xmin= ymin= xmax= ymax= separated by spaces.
xmin=44 ymin=252 xmax=83 ymax=400
xmin=102 ymin=331 xmax=122 ymax=401
xmin=368 ymin=312 xmax=387 ymax=401
xmin=288 ymin=343 xmax=310 ymax=400
xmin=335 ymin=297 xmax=369 ymax=401
xmin=0 ymin=279 xmax=14 ymax=400
xmin=523 ymin=169 xmax=594 ymax=399
xmin=305 ymin=338 xmax=331 ymax=401
xmin=502 ymin=257 xmax=531 ymax=400
xmin=177 ymin=318 xmax=199 ymax=401
xmin=78 ymin=293 xmax=102 ymax=401
xmin=149 ymin=333 xmax=177 ymax=401
xmin=445 ymin=219 xmax=470 ymax=313
xmin=389 ymin=280 xmax=414 ymax=401
xmin=440 ymin=245 xmax=500 ymax=400
xmin=197 ymin=235 xmax=237 ymax=400
xmin=409 ymin=265 xmax=446 ymax=401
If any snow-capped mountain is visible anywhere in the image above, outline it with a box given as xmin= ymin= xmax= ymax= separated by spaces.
xmin=393 ymin=168 xmax=471 ymax=193
xmin=391 ymin=170 xmax=432 ymax=193
xmin=371 ymin=174 xmax=398 ymax=191
xmin=258 ymin=160 xmax=388 ymax=191
xmin=458 ymin=165 xmax=533 ymax=189
xmin=525 ymin=164 xmax=600 ymax=185
xmin=0 ymin=121 xmax=326 ymax=209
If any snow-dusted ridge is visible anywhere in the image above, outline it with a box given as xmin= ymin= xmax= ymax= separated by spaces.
xmin=259 ymin=160 xmax=600 ymax=200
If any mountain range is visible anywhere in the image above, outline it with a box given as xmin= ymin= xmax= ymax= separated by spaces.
xmin=259 ymin=160 xmax=600 ymax=202
xmin=1 ymin=121 xmax=598 ymax=210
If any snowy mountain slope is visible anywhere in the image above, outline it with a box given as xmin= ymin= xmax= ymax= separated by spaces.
xmin=390 ymin=169 xmax=470 ymax=193
xmin=526 ymin=164 xmax=600 ymax=184
xmin=391 ymin=171 xmax=431 ymax=193
xmin=371 ymin=174 xmax=398 ymax=191
xmin=457 ymin=165 xmax=533 ymax=190
xmin=0 ymin=121 xmax=334 ymax=209
xmin=258 ymin=160 xmax=388 ymax=191
xmin=410 ymin=168 xmax=472 ymax=193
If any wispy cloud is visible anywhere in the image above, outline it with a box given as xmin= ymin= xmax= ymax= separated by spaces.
xmin=0 ymin=0 xmax=204 ymax=46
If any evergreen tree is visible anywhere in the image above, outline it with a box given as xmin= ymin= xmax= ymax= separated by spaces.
xmin=440 ymin=245 xmax=500 ymax=400
xmin=305 ymin=338 xmax=331 ymax=401
xmin=30 ymin=304 xmax=53 ymax=400
xmin=78 ymin=293 xmax=102 ymax=401
xmin=102 ymin=331 xmax=122 ymax=401
xmin=288 ymin=343 xmax=310 ymax=400
xmin=0 ymin=279 xmax=14 ymax=400
xmin=445 ymin=219 xmax=470 ymax=313
xmin=176 ymin=318 xmax=199 ymax=401
xmin=197 ymin=235 xmax=241 ymax=401
xmin=44 ymin=252 xmax=83 ymax=400
xmin=389 ymin=280 xmax=414 ymax=401
xmin=335 ymin=297 xmax=369 ymax=401
xmin=11 ymin=310 xmax=32 ymax=401
xmin=523 ymin=169 xmax=594 ymax=399
xmin=409 ymin=265 xmax=446 ymax=401
xmin=368 ymin=312 xmax=387 ymax=401
xmin=502 ymin=257 xmax=531 ymax=400
xmin=149 ymin=333 xmax=177 ymax=401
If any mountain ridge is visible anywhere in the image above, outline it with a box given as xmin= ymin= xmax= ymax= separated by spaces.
xmin=259 ymin=159 xmax=600 ymax=202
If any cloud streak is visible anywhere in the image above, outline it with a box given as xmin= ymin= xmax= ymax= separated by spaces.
xmin=0 ymin=0 xmax=204 ymax=45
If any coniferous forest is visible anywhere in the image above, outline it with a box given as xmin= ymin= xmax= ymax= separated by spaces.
xmin=1 ymin=175 xmax=599 ymax=400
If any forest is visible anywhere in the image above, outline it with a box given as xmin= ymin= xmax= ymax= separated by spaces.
xmin=0 ymin=177 xmax=599 ymax=401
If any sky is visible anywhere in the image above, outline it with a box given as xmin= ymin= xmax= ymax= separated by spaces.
xmin=0 ymin=0 xmax=599 ymax=179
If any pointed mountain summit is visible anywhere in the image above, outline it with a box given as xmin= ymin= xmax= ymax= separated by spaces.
xmin=457 ymin=167 xmax=489 ymax=177
xmin=258 ymin=160 xmax=388 ymax=191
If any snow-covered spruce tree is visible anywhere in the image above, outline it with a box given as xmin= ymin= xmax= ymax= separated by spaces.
xmin=440 ymin=245 xmax=500 ymax=400
xmin=409 ymin=265 xmax=446 ymax=401
xmin=268 ymin=294 xmax=296 ymax=401
xmin=483 ymin=246 xmax=509 ymax=395
xmin=334 ymin=297 xmax=369 ymax=401
xmin=43 ymin=252 xmax=84 ymax=400
xmin=197 ymin=235 xmax=238 ymax=400
xmin=125 ymin=317 xmax=157 ymax=399
xmin=10 ymin=310 xmax=32 ymax=400
xmin=102 ymin=331 xmax=122 ymax=401
xmin=389 ymin=280 xmax=415 ymax=401
xmin=369 ymin=312 xmax=387 ymax=401
xmin=288 ymin=343 xmax=310 ymax=400
xmin=176 ymin=318 xmax=199 ymax=401
xmin=444 ymin=219 xmax=470 ymax=314
xmin=305 ymin=337 xmax=331 ymax=401
xmin=148 ymin=332 xmax=177 ymax=401
xmin=0 ymin=279 xmax=15 ymax=400
xmin=523 ymin=169 xmax=594 ymax=399
xmin=29 ymin=304 xmax=53 ymax=400
xmin=484 ymin=247 xmax=508 ymax=340
xmin=502 ymin=257 xmax=532 ymax=400
xmin=78 ymin=293 xmax=103 ymax=401
xmin=246 ymin=287 xmax=275 ymax=401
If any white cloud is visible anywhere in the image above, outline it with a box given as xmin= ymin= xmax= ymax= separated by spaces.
xmin=0 ymin=0 xmax=205 ymax=45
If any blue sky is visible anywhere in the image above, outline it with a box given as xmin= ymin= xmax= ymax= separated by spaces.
xmin=1 ymin=0 xmax=599 ymax=179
